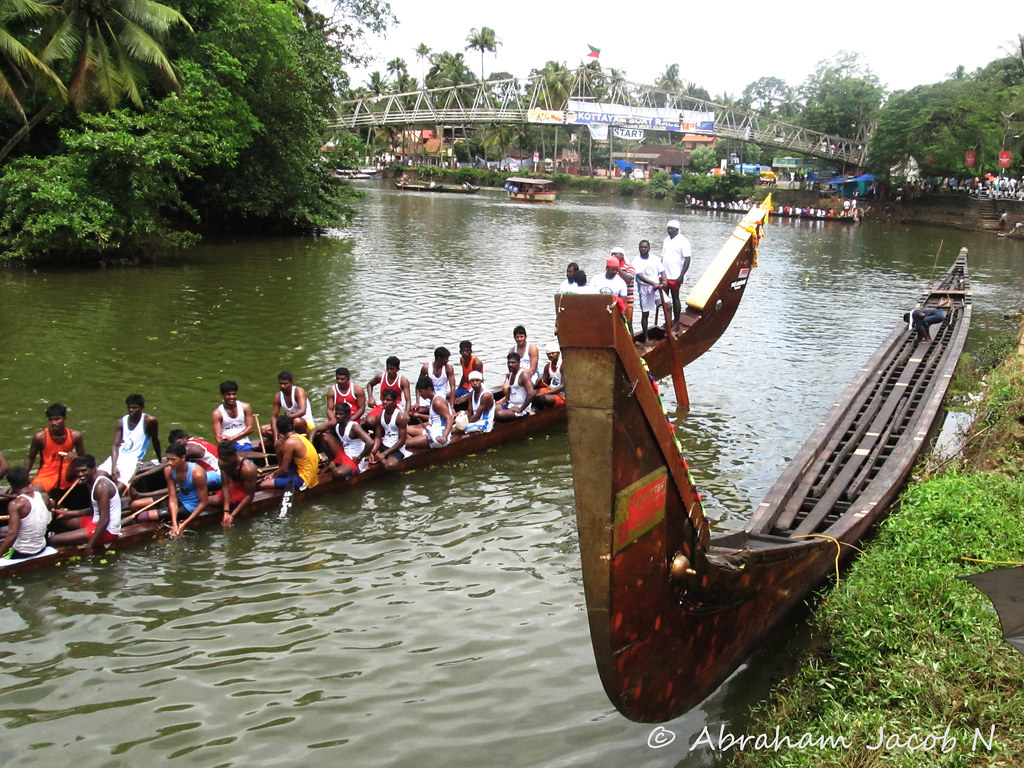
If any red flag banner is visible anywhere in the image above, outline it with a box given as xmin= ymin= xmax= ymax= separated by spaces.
xmin=999 ymin=150 xmax=1011 ymax=168
xmin=586 ymin=45 xmax=600 ymax=59
xmin=965 ymin=150 xmax=976 ymax=168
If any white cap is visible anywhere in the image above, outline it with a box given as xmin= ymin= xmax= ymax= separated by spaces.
xmin=667 ymin=219 xmax=680 ymax=229
xmin=545 ymin=341 xmax=560 ymax=354
xmin=468 ymin=371 xmax=484 ymax=382
xmin=610 ymin=246 xmax=625 ymax=255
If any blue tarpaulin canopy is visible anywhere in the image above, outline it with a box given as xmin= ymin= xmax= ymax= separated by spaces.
xmin=826 ymin=173 xmax=876 ymax=184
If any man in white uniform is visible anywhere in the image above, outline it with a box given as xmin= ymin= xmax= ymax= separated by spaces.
xmin=632 ymin=239 xmax=666 ymax=342
xmin=661 ymin=219 xmax=692 ymax=321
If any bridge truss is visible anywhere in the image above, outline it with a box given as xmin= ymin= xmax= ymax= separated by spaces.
xmin=331 ymin=67 xmax=869 ymax=167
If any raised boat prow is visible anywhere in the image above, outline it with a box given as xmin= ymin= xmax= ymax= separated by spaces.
xmin=640 ymin=196 xmax=771 ymax=378
xmin=558 ymin=248 xmax=971 ymax=722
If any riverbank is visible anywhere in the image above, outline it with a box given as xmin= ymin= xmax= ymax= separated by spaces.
xmin=728 ymin=331 xmax=1024 ymax=768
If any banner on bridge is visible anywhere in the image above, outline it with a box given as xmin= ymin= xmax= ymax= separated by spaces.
xmin=565 ymin=100 xmax=715 ymax=135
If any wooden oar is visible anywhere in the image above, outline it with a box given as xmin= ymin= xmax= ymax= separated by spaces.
xmin=660 ymin=289 xmax=690 ymax=410
xmin=121 ymin=493 xmax=169 ymax=525
xmin=253 ymin=413 xmax=269 ymax=467
xmin=56 ymin=478 xmax=82 ymax=506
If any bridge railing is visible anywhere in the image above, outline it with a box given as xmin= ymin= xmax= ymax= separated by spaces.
xmin=332 ymin=69 xmax=868 ymax=167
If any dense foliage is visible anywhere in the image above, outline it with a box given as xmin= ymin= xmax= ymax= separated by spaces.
xmin=0 ymin=0 xmax=392 ymax=263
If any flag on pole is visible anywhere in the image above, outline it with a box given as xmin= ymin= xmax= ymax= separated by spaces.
xmin=586 ymin=45 xmax=601 ymax=59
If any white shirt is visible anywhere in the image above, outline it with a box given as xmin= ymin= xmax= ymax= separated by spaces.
xmin=661 ymin=233 xmax=692 ymax=281
xmin=589 ymin=272 xmax=628 ymax=298
xmin=631 ymin=254 xmax=665 ymax=298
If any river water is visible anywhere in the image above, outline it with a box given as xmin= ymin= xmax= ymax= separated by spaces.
xmin=1 ymin=184 xmax=1023 ymax=768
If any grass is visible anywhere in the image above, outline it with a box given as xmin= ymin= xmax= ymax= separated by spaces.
xmin=729 ymin=334 xmax=1024 ymax=768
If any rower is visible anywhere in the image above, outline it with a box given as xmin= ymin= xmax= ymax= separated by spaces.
xmin=369 ymin=389 xmax=411 ymax=470
xmin=532 ymin=342 xmax=565 ymax=409
xmin=269 ymin=371 xmax=315 ymax=441
xmin=1 ymin=467 xmax=52 ymax=560
xmin=212 ymin=380 xmax=256 ymax=451
xmin=326 ymin=367 xmax=367 ymax=423
xmin=24 ymin=402 xmax=86 ymax=497
xmin=509 ymin=325 xmax=539 ymax=379
xmin=98 ymin=394 xmax=161 ymax=489
xmin=216 ymin=441 xmax=258 ymax=526
xmin=161 ymin=442 xmax=211 ymax=538
xmin=418 ymin=347 xmax=456 ymax=417
xmin=314 ymin=402 xmax=373 ymax=479
xmin=49 ymin=455 xmax=121 ymax=556
xmin=260 ymin=416 xmax=320 ymax=492
xmin=406 ymin=375 xmax=455 ymax=450
xmin=495 ymin=352 xmax=534 ymax=421
xmin=167 ymin=429 xmax=222 ymax=489
xmin=454 ymin=340 xmax=484 ymax=402
xmin=366 ymin=356 xmax=413 ymax=423
xmin=463 ymin=371 xmax=496 ymax=434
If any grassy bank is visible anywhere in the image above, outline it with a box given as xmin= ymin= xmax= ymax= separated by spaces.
xmin=729 ymin=334 xmax=1024 ymax=768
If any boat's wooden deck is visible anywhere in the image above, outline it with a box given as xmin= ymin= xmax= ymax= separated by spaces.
xmin=747 ymin=255 xmax=970 ymax=539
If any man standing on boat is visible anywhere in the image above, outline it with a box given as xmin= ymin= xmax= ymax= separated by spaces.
xmin=632 ymin=239 xmax=666 ymax=342
xmin=661 ymin=219 xmax=691 ymax=321
xmin=25 ymin=403 xmax=85 ymax=496
xmin=590 ymin=257 xmax=629 ymax=315
xmin=611 ymin=247 xmax=636 ymax=333
xmin=557 ymin=262 xmax=580 ymax=292
xmin=99 ymin=394 xmax=161 ymax=489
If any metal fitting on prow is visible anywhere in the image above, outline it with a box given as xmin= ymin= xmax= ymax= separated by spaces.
xmin=670 ymin=553 xmax=697 ymax=580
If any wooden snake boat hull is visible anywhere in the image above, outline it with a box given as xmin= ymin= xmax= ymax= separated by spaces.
xmin=0 ymin=401 xmax=566 ymax=579
xmin=556 ymin=250 xmax=970 ymax=722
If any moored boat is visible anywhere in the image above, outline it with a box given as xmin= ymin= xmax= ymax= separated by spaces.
xmin=555 ymin=249 xmax=971 ymax=722
xmin=0 ymin=396 xmax=566 ymax=579
xmin=503 ymin=177 xmax=556 ymax=202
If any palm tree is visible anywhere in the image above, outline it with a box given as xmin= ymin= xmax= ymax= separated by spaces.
xmin=426 ymin=51 xmax=474 ymax=90
xmin=532 ymin=60 xmax=571 ymax=168
xmin=0 ymin=0 xmax=66 ymax=124
xmin=465 ymin=26 xmax=499 ymax=82
xmin=414 ymin=43 xmax=430 ymax=87
xmin=1 ymin=0 xmax=192 ymax=164
xmin=386 ymin=57 xmax=407 ymax=84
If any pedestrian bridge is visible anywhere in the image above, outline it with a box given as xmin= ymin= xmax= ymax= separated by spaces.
xmin=331 ymin=67 xmax=869 ymax=167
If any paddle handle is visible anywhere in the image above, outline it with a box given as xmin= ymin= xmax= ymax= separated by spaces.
xmin=121 ymin=493 xmax=169 ymax=524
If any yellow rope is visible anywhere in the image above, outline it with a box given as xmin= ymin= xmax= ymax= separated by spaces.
xmin=962 ymin=556 xmax=1024 ymax=567
xmin=793 ymin=534 xmax=864 ymax=584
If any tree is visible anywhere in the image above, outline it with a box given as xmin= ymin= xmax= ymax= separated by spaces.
xmin=465 ymin=26 xmax=499 ymax=82
xmin=1 ymin=0 xmax=192 ymax=164
xmin=741 ymin=76 xmax=796 ymax=117
xmin=426 ymin=50 xmax=474 ymax=89
xmin=414 ymin=42 xmax=430 ymax=87
xmin=688 ymin=146 xmax=716 ymax=174
xmin=0 ymin=0 xmax=66 ymax=123
xmin=799 ymin=51 xmax=883 ymax=138
xmin=386 ymin=57 xmax=407 ymax=84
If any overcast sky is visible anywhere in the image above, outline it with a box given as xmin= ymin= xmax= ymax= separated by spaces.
xmin=322 ymin=0 xmax=1021 ymax=99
